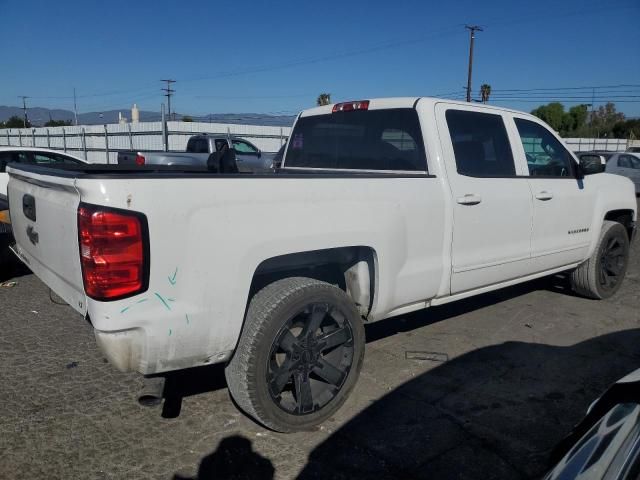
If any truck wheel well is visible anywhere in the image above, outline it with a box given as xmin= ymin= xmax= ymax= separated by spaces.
xmin=248 ymin=246 xmax=377 ymax=319
xmin=604 ymin=210 xmax=635 ymax=240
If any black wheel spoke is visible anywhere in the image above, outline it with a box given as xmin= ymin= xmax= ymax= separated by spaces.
xmin=609 ymin=245 xmax=624 ymax=257
xmin=605 ymin=263 xmax=621 ymax=276
xmin=304 ymin=304 xmax=328 ymax=337
xmin=313 ymin=358 xmax=346 ymax=386
xmin=270 ymin=359 xmax=294 ymax=395
xmin=278 ymin=330 xmax=298 ymax=353
xmin=293 ymin=371 xmax=314 ymax=413
xmin=598 ymin=267 xmax=608 ymax=286
xmin=318 ymin=327 xmax=350 ymax=352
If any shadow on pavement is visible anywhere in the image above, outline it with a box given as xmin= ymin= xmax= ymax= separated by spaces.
xmin=159 ymin=275 xmax=583 ymax=420
xmin=365 ymin=274 xmax=570 ymax=343
xmin=0 ymin=233 xmax=30 ymax=282
xmin=173 ymin=435 xmax=274 ymax=480
xmin=296 ymin=328 xmax=640 ymax=480
xmin=161 ymin=363 xmax=228 ymax=418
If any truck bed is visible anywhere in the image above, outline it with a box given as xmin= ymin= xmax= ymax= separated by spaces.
xmin=7 ymin=161 xmax=443 ymax=373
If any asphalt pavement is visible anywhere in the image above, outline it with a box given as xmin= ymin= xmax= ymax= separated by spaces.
xmin=1 ymin=219 xmax=639 ymax=480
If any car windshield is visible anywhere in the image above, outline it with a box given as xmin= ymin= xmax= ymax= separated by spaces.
xmin=284 ymin=108 xmax=427 ymax=171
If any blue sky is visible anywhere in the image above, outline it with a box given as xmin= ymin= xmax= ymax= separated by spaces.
xmin=1 ymin=0 xmax=639 ymax=117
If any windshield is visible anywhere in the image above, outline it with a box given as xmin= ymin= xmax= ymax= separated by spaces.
xmin=284 ymin=108 xmax=427 ymax=171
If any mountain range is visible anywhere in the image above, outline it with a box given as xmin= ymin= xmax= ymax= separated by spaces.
xmin=0 ymin=106 xmax=296 ymax=127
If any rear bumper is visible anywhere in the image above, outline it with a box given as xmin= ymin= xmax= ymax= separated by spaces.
xmin=94 ymin=328 xmax=146 ymax=373
xmin=94 ymin=325 xmax=233 ymax=375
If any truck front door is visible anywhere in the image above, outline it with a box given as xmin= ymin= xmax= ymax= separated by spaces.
xmin=436 ymin=104 xmax=533 ymax=294
xmin=510 ymin=116 xmax=595 ymax=271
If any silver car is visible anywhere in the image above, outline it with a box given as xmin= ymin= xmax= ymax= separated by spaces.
xmin=605 ymin=152 xmax=640 ymax=194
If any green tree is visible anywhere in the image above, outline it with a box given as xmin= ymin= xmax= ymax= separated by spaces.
xmin=612 ymin=119 xmax=640 ymax=139
xmin=182 ymin=116 xmax=193 ymax=122
xmin=480 ymin=84 xmax=491 ymax=103
xmin=44 ymin=119 xmax=72 ymax=127
xmin=316 ymin=93 xmax=331 ymax=106
xmin=565 ymin=104 xmax=590 ymax=136
xmin=531 ymin=102 xmax=566 ymax=133
xmin=589 ymin=102 xmax=625 ymax=137
xmin=530 ymin=102 xmax=592 ymax=137
xmin=4 ymin=115 xmax=30 ymax=128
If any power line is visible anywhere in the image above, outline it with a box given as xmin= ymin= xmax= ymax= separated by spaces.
xmin=490 ymin=84 xmax=640 ymax=93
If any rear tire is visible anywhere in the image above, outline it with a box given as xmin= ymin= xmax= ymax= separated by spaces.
xmin=570 ymin=221 xmax=630 ymax=299
xmin=226 ymin=277 xmax=365 ymax=432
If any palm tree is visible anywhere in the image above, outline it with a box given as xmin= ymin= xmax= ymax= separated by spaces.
xmin=316 ymin=93 xmax=331 ymax=106
xmin=480 ymin=84 xmax=492 ymax=103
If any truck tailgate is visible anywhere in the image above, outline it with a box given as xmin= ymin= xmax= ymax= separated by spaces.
xmin=7 ymin=167 xmax=87 ymax=315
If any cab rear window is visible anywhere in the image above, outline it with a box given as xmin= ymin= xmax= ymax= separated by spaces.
xmin=285 ymin=109 xmax=427 ymax=171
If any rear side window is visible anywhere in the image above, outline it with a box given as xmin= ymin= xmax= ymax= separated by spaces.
xmin=187 ymin=138 xmax=209 ymax=153
xmin=285 ymin=109 xmax=426 ymax=171
xmin=445 ymin=110 xmax=515 ymax=177
xmin=618 ymin=155 xmax=640 ymax=169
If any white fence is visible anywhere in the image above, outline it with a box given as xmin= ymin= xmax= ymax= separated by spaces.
xmin=564 ymin=138 xmax=631 ymax=152
xmin=0 ymin=121 xmax=635 ymax=163
xmin=0 ymin=121 xmax=292 ymax=164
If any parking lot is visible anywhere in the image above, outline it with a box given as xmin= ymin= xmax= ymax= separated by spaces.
xmin=1 ymin=207 xmax=639 ymax=480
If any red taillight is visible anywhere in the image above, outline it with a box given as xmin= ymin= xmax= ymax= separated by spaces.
xmin=78 ymin=204 xmax=148 ymax=300
xmin=332 ymin=100 xmax=370 ymax=113
xmin=135 ymin=154 xmax=145 ymax=166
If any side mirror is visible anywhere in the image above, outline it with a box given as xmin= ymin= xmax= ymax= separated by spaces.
xmin=257 ymin=150 xmax=262 ymax=158
xmin=0 ymin=160 xmax=6 ymax=173
xmin=574 ymin=162 xmax=585 ymax=180
xmin=579 ymin=155 xmax=605 ymax=175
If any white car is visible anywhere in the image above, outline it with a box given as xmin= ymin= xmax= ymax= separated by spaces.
xmin=6 ymin=97 xmax=638 ymax=432
xmin=0 ymin=147 xmax=87 ymax=206
xmin=605 ymin=152 xmax=640 ymax=194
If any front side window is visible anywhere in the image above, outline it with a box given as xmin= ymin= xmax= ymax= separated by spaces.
xmin=514 ymin=119 xmax=574 ymax=177
xmin=285 ymin=108 xmax=426 ymax=171
xmin=445 ymin=110 xmax=515 ymax=177
xmin=232 ymin=140 xmax=258 ymax=154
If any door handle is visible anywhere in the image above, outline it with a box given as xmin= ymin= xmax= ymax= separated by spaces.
xmin=456 ymin=194 xmax=482 ymax=205
xmin=535 ymin=191 xmax=554 ymax=201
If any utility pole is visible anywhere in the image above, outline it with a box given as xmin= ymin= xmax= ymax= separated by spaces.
xmin=73 ymin=87 xmax=79 ymax=125
xmin=18 ymin=96 xmax=30 ymax=127
xmin=465 ymin=25 xmax=483 ymax=102
xmin=161 ymin=79 xmax=176 ymax=120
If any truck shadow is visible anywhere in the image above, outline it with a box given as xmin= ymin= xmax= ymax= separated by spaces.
xmin=173 ymin=329 xmax=640 ymax=479
xmin=365 ymin=274 xmax=573 ymax=343
xmin=159 ymin=275 xmax=581 ymax=420
xmin=294 ymin=328 xmax=640 ymax=479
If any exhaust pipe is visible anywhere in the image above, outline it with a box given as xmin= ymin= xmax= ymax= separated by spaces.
xmin=138 ymin=376 xmax=165 ymax=407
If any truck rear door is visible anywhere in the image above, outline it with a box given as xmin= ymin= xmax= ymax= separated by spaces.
xmin=7 ymin=166 xmax=87 ymax=314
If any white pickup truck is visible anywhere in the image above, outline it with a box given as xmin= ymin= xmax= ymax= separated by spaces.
xmin=7 ymin=98 xmax=637 ymax=432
